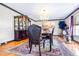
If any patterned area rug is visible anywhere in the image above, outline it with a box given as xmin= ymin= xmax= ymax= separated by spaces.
xmin=8 ymin=40 xmax=63 ymax=56
xmin=8 ymin=39 xmax=74 ymax=56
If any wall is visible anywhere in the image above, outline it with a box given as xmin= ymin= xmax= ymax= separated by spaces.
xmin=31 ymin=20 xmax=62 ymax=35
xmin=65 ymin=9 xmax=79 ymax=36
xmin=0 ymin=5 xmax=20 ymax=43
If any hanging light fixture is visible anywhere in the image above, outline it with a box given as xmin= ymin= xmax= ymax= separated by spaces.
xmin=40 ymin=8 xmax=49 ymax=21
xmin=40 ymin=8 xmax=53 ymax=33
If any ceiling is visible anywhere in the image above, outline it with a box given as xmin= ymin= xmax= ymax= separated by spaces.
xmin=4 ymin=3 xmax=79 ymax=20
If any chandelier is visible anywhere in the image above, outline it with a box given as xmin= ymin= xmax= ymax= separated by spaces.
xmin=40 ymin=8 xmax=53 ymax=33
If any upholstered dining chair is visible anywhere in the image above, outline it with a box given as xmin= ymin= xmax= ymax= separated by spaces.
xmin=28 ymin=24 xmax=43 ymax=56
xmin=59 ymin=21 xmax=69 ymax=41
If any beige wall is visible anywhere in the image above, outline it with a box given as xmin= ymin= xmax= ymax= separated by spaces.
xmin=0 ymin=5 xmax=21 ymax=43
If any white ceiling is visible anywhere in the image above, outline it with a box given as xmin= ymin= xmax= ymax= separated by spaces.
xmin=5 ymin=3 xmax=79 ymax=20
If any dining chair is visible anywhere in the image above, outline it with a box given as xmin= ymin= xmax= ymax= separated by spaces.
xmin=59 ymin=21 xmax=69 ymax=41
xmin=28 ymin=24 xmax=43 ymax=56
xmin=42 ymin=28 xmax=54 ymax=51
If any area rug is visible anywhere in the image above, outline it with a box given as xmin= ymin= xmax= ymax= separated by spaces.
xmin=8 ymin=40 xmax=63 ymax=56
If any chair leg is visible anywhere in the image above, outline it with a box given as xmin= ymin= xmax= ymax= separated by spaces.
xmin=29 ymin=41 xmax=31 ymax=47
xmin=35 ymin=44 xmax=36 ymax=47
xmin=65 ymin=28 xmax=69 ymax=41
xmin=43 ymin=40 xmax=45 ymax=48
xmin=66 ymin=35 xmax=69 ymax=41
xmin=39 ymin=44 xmax=41 ymax=56
xmin=51 ymin=37 xmax=53 ymax=45
xmin=49 ymin=39 xmax=52 ymax=51
xmin=29 ymin=44 xmax=32 ymax=53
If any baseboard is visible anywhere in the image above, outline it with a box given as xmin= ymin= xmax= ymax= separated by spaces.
xmin=0 ymin=40 xmax=14 ymax=46
xmin=73 ymin=40 xmax=79 ymax=44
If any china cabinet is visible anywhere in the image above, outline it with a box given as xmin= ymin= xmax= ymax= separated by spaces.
xmin=14 ymin=16 xmax=30 ymax=41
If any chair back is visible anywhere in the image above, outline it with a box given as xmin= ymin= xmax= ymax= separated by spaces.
xmin=52 ymin=28 xmax=54 ymax=35
xmin=28 ymin=24 xmax=41 ymax=44
xmin=59 ymin=21 xmax=67 ymax=30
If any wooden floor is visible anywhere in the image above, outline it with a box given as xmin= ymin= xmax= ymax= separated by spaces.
xmin=58 ymin=36 xmax=79 ymax=56
xmin=0 ymin=39 xmax=29 ymax=56
xmin=0 ymin=36 xmax=79 ymax=56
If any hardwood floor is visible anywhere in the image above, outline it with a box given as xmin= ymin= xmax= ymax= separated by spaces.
xmin=58 ymin=36 xmax=79 ymax=56
xmin=0 ymin=39 xmax=29 ymax=56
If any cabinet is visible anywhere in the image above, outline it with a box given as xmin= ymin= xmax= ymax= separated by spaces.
xmin=14 ymin=16 xmax=30 ymax=41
